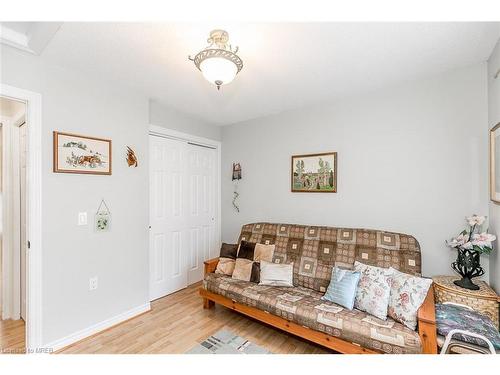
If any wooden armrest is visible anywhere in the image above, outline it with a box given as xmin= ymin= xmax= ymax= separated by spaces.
xmin=204 ymin=257 xmax=219 ymax=275
xmin=417 ymin=284 xmax=438 ymax=354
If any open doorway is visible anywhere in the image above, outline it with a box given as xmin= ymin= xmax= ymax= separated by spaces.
xmin=0 ymin=96 xmax=27 ymax=353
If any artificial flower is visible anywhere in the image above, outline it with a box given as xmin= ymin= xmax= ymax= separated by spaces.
xmin=471 ymin=232 xmax=497 ymax=247
xmin=461 ymin=241 xmax=473 ymax=250
xmin=446 ymin=233 xmax=468 ymax=248
xmin=467 ymin=215 xmax=486 ymax=227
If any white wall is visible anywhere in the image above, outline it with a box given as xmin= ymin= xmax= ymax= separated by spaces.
xmin=221 ymin=64 xmax=489 ymax=278
xmin=149 ymin=99 xmax=221 ymax=141
xmin=1 ymin=45 xmax=150 ymax=345
xmin=488 ymin=40 xmax=500 ymax=292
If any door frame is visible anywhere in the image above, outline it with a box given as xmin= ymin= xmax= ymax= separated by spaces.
xmin=0 ymin=84 xmax=43 ymax=352
xmin=148 ymin=124 xmax=222 ymax=297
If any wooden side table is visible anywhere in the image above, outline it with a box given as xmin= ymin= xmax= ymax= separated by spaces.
xmin=433 ymin=275 xmax=500 ymax=329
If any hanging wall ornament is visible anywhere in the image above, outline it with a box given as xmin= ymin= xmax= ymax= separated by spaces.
xmin=232 ymin=163 xmax=242 ymax=180
xmin=95 ymin=199 xmax=111 ymax=232
xmin=126 ymin=146 xmax=138 ymax=167
xmin=232 ymin=163 xmax=242 ymax=212
xmin=232 ymin=183 xmax=240 ymax=213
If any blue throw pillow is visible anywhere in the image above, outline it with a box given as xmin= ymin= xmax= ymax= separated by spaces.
xmin=321 ymin=267 xmax=361 ymax=310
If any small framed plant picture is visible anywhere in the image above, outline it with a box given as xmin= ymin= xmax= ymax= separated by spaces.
xmin=95 ymin=212 xmax=111 ymax=232
xmin=95 ymin=199 xmax=111 ymax=232
xmin=53 ymin=131 xmax=112 ymax=175
xmin=291 ymin=152 xmax=337 ymax=193
xmin=490 ymin=122 xmax=500 ymax=203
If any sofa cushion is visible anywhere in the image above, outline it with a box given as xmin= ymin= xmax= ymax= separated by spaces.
xmin=259 ymin=260 xmax=294 ymax=287
xmin=321 ymin=267 xmax=360 ymax=310
xmin=215 ymin=243 xmax=239 ymax=276
xmin=204 ymin=273 xmax=422 ymax=354
xmin=354 ymin=262 xmax=393 ymax=320
xmin=388 ymin=268 xmax=433 ymax=330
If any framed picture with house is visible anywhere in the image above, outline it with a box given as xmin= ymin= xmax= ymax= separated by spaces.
xmin=53 ymin=131 xmax=112 ymax=175
xmin=291 ymin=152 xmax=337 ymax=193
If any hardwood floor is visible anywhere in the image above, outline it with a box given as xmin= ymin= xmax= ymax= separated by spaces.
xmin=0 ymin=318 xmax=25 ymax=354
xmin=62 ymin=282 xmax=328 ymax=354
xmin=1 ymin=282 xmax=329 ymax=354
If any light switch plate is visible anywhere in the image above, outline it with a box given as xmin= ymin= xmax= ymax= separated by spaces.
xmin=78 ymin=212 xmax=87 ymax=226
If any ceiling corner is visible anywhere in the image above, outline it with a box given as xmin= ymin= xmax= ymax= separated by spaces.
xmin=0 ymin=22 xmax=62 ymax=55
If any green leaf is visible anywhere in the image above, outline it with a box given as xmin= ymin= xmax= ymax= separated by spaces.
xmin=473 ymin=245 xmax=483 ymax=253
xmin=483 ymin=246 xmax=492 ymax=255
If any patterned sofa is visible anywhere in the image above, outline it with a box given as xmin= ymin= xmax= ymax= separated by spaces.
xmin=200 ymin=223 xmax=437 ymax=354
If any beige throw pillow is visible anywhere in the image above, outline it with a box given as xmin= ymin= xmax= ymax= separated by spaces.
xmin=215 ymin=243 xmax=238 ymax=276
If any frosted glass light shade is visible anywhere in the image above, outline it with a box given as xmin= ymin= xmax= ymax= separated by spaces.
xmin=200 ymin=57 xmax=238 ymax=87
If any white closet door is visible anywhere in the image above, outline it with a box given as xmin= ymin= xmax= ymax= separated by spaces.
xmin=186 ymin=144 xmax=217 ymax=285
xmin=149 ymin=135 xmax=188 ymax=300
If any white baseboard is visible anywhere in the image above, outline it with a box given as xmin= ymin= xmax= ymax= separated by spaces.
xmin=46 ymin=303 xmax=151 ymax=352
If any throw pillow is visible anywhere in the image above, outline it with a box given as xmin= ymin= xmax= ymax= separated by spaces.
xmin=215 ymin=243 xmax=238 ymax=276
xmin=321 ymin=267 xmax=361 ymax=310
xmin=259 ymin=260 xmax=294 ymax=287
xmin=435 ymin=303 xmax=500 ymax=350
xmin=353 ymin=261 xmax=393 ymax=320
xmin=388 ymin=268 xmax=433 ymax=330
xmin=232 ymin=241 xmax=275 ymax=283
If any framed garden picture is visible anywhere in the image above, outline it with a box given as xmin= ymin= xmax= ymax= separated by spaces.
xmin=53 ymin=131 xmax=112 ymax=175
xmin=490 ymin=123 xmax=500 ymax=203
xmin=291 ymin=152 xmax=337 ymax=193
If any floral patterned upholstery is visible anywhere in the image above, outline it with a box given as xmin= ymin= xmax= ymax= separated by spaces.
xmin=204 ymin=273 xmax=422 ymax=353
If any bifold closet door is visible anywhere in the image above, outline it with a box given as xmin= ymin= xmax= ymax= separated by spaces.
xmin=186 ymin=143 xmax=217 ymax=285
xmin=149 ymin=135 xmax=218 ymax=300
xmin=149 ymin=135 xmax=188 ymax=300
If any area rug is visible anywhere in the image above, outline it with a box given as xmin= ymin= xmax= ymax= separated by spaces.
xmin=186 ymin=329 xmax=272 ymax=354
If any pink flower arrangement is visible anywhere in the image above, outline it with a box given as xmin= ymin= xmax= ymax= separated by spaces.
xmin=446 ymin=215 xmax=496 ymax=254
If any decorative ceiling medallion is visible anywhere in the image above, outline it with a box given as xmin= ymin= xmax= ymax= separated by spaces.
xmin=189 ymin=29 xmax=243 ymax=90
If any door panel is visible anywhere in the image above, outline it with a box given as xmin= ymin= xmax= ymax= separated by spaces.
xmin=149 ymin=136 xmax=188 ymax=300
xmin=186 ymin=144 xmax=217 ymax=285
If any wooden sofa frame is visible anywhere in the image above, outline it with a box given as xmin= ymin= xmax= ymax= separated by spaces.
xmin=199 ymin=257 xmax=438 ymax=354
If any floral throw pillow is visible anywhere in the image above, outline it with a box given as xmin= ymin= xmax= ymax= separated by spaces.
xmin=353 ymin=262 xmax=393 ymax=320
xmin=388 ymin=268 xmax=433 ymax=330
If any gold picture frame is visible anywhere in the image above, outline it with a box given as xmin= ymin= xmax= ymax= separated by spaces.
xmin=490 ymin=123 xmax=500 ymax=203
xmin=53 ymin=131 xmax=112 ymax=175
xmin=291 ymin=152 xmax=337 ymax=193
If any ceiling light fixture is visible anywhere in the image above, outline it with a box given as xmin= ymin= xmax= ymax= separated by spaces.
xmin=189 ymin=29 xmax=243 ymax=90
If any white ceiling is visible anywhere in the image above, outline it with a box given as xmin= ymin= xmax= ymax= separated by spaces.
xmin=5 ymin=22 xmax=500 ymax=125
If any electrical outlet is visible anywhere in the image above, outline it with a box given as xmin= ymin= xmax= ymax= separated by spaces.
xmin=89 ymin=276 xmax=98 ymax=291
xmin=78 ymin=212 xmax=88 ymax=226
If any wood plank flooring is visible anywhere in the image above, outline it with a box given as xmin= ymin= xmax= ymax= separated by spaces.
xmin=1 ymin=282 xmax=329 ymax=354
xmin=0 ymin=318 xmax=25 ymax=354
